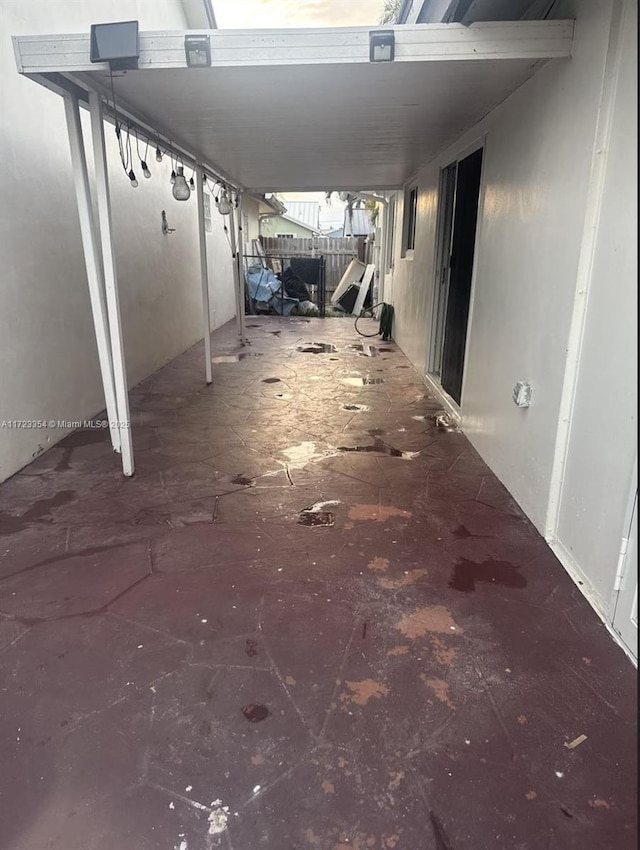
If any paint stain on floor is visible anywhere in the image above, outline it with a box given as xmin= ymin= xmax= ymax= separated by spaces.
xmin=337 ymin=437 xmax=417 ymax=459
xmin=242 ymin=704 xmax=271 ymax=723
xmin=421 ymin=675 xmax=455 ymax=709
xmin=341 ymin=679 xmax=389 ymax=706
xmin=348 ymin=505 xmax=412 ymax=523
xmin=396 ymin=605 xmax=463 ymax=638
xmin=449 ymin=557 xmax=527 ymax=592
xmin=378 ymin=568 xmax=428 ymax=590
xmin=367 ymin=556 xmax=389 ymax=572
xmin=297 ymin=343 xmax=338 ymax=354
xmin=387 ymin=645 xmax=410 ymax=657
xmin=430 ymin=636 xmax=457 ymax=666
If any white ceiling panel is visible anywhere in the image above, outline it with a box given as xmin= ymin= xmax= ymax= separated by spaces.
xmin=91 ymin=57 xmax=547 ymax=190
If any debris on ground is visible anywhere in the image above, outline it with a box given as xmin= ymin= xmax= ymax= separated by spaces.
xmin=564 ymin=734 xmax=588 ymax=750
xmin=435 ymin=412 xmax=459 ymax=431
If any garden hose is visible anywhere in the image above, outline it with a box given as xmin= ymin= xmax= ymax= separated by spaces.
xmin=355 ymin=302 xmax=394 ymax=341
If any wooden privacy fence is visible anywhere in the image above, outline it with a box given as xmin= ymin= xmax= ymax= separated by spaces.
xmin=259 ymin=236 xmax=361 ymax=295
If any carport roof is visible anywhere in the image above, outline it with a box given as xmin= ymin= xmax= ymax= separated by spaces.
xmin=13 ymin=21 xmax=573 ymax=192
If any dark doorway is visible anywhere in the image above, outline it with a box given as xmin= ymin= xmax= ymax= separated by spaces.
xmin=434 ymin=147 xmax=483 ymax=404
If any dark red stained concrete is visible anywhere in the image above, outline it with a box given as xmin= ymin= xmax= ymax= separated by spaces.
xmin=0 ymin=317 xmax=636 ymax=850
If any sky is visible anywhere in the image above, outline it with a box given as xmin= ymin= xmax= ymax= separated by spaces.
xmin=213 ymin=0 xmax=385 ymax=29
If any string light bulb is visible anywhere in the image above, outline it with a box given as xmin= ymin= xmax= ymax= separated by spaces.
xmin=217 ymin=191 xmax=232 ymax=215
xmin=155 ymin=146 xmax=163 ymax=163
xmin=189 ymin=176 xmax=195 ymax=190
xmin=141 ymin=161 xmax=151 ymax=179
xmin=172 ymin=166 xmax=191 ymax=201
xmin=170 ymin=170 xmax=176 ymax=185
xmin=128 ymin=169 xmax=138 ymax=188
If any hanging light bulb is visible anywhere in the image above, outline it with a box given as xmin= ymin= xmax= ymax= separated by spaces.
xmin=170 ymin=169 xmax=176 ymax=184
xmin=172 ymin=166 xmax=191 ymax=201
xmin=189 ymin=176 xmax=195 ymax=190
xmin=141 ymin=161 xmax=151 ymax=179
xmin=217 ymin=191 xmax=232 ymax=215
xmin=155 ymin=146 xmax=163 ymax=163
xmin=128 ymin=169 xmax=138 ymax=188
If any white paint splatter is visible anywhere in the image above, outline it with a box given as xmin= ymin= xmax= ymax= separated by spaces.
xmin=208 ymin=802 xmax=230 ymax=835
xmin=304 ymin=500 xmax=341 ymax=513
xmin=252 ymin=785 xmax=261 ymax=794
xmin=555 ymin=771 xmax=564 ymax=779
xmin=185 ymin=785 xmax=192 ymax=792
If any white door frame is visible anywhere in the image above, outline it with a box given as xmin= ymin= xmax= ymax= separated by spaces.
xmin=611 ymin=458 xmax=638 ymax=662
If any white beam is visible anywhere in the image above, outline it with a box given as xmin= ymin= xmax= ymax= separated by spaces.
xmin=235 ymin=192 xmax=247 ymax=337
xmin=88 ymin=90 xmax=134 ymax=477
xmin=195 ymin=163 xmax=213 ymax=385
xmin=63 ymin=94 xmax=121 ymax=453
xmin=228 ymin=200 xmax=246 ymax=342
xmin=13 ymin=20 xmax=575 ymax=73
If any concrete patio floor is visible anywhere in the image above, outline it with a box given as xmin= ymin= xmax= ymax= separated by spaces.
xmin=0 ymin=316 xmax=636 ymax=850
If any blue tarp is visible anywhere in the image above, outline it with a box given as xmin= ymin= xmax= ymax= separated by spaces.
xmin=245 ymin=266 xmax=299 ymax=315
xmin=246 ymin=267 xmax=281 ymax=302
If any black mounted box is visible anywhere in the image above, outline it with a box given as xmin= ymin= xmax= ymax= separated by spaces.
xmin=90 ymin=21 xmax=140 ymax=70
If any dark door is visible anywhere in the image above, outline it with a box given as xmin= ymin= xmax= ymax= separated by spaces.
xmin=440 ymin=148 xmax=483 ymax=404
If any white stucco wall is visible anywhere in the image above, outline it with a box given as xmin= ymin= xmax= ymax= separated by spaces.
xmin=242 ymin=196 xmax=262 ymax=248
xmin=0 ymin=0 xmax=236 ymax=482
xmin=386 ymin=0 xmax=635 ymax=617
xmin=555 ymin=0 xmax=637 ymax=612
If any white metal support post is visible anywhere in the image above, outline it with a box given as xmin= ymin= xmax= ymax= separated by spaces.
xmin=195 ymin=164 xmax=213 ymax=384
xmin=228 ymin=200 xmax=246 ymax=342
xmin=63 ymin=94 xmax=121 ymax=454
xmin=88 ymin=90 xmax=134 ymax=476
xmin=235 ymin=192 xmax=247 ymax=340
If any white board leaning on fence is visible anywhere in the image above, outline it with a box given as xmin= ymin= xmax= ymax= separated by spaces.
xmin=352 ymin=264 xmax=376 ymax=317
xmin=331 ymin=258 xmax=366 ymax=305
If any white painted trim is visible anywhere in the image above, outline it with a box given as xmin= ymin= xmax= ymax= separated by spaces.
xmin=458 ymin=136 xmax=488 ymax=409
xmin=422 ymin=372 xmax=461 ymax=423
xmin=424 ymin=134 xmax=487 ymax=400
xmin=88 ymin=91 xmax=134 ymax=477
xmin=195 ymin=163 xmax=213 ymax=385
xmin=546 ymin=533 xmax=638 ymax=667
xmin=63 ymin=94 xmax=121 ymax=454
xmin=13 ymin=22 xmax=574 ymax=73
xmin=545 ymin=0 xmax=626 ymax=539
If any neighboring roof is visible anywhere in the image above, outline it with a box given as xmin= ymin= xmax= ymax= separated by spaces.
xmin=343 ymin=208 xmax=374 ymax=237
xmin=250 ymin=193 xmax=287 ymax=214
xmin=282 ymin=201 xmax=320 ymax=232
xmin=281 ymin=212 xmax=318 ymax=234
xmin=261 ymin=212 xmax=319 ymax=235
xmin=326 ymin=227 xmax=344 ymax=238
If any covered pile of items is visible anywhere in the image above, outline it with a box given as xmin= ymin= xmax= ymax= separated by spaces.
xmin=245 ymin=258 xmax=323 ymax=316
